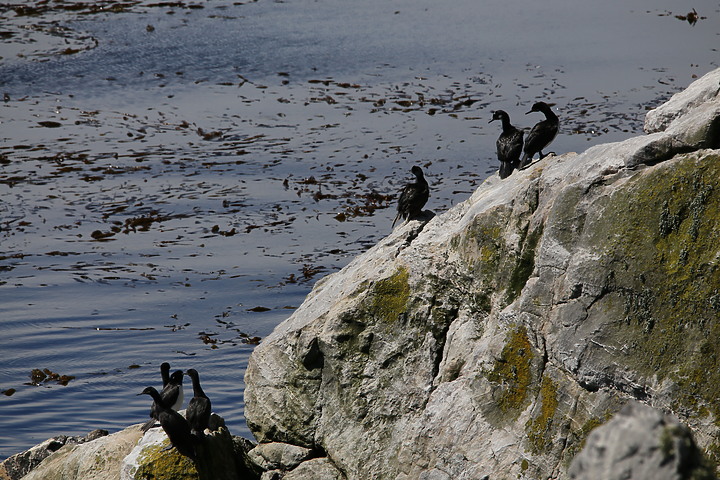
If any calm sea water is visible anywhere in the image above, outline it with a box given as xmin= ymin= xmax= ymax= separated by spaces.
xmin=1 ymin=0 xmax=718 ymax=460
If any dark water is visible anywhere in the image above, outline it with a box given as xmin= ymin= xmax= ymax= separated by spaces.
xmin=1 ymin=0 xmax=718 ymax=460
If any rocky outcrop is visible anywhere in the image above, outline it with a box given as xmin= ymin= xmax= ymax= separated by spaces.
xmin=8 ymin=414 xmax=257 ymax=480
xmin=244 ymin=68 xmax=720 ymax=479
xmin=16 ymin=427 xmax=140 ymax=480
xmin=0 ymin=430 xmax=108 ymax=480
xmin=568 ymin=402 xmax=715 ymax=480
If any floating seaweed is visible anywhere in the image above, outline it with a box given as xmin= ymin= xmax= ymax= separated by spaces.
xmin=91 ymin=229 xmax=116 ymax=240
xmin=37 ymin=121 xmax=62 ymax=128
xmin=247 ymin=306 xmax=271 ymax=312
xmin=27 ymin=368 xmax=75 ymax=387
xmin=675 ymin=8 xmax=704 ymax=26
xmin=211 ymin=225 xmax=237 ymax=236
xmin=301 ymin=264 xmax=326 ymax=280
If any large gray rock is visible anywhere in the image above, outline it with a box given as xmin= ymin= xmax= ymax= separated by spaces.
xmin=569 ymin=402 xmax=715 ymax=480
xmin=245 ymin=68 xmax=720 ymax=479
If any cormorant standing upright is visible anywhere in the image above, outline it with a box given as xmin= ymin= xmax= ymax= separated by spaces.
xmin=392 ymin=165 xmax=429 ymax=227
xmin=186 ymin=369 xmax=212 ymax=437
xmin=138 ymin=386 xmax=197 ymax=461
xmin=489 ymin=110 xmax=524 ymax=179
xmin=142 ymin=369 xmax=184 ymax=432
xmin=519 ymin=101 xmax=559 ymax=169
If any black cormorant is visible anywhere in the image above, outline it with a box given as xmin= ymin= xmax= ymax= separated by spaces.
xmin=519 ymin=101 xmax=559 ymax=169
xmin=186 ymin=369 xmax=212 ymax=437
xmin=489 ymin=110 xmax=524 ymax=179
xmin=392 ymin=165 xmax=429 ymax=227
xmin=138 ymin=386 xmax=197 ymax=461
xmin=142 ymin=369 xmax=184 ymax=432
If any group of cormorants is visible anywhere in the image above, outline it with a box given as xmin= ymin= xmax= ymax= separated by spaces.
xmin=393 ymin=101 xmax=559 ymax=226
xmin=138 ymin=362 xmax=212 ymax=461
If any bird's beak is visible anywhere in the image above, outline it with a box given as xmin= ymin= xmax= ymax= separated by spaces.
xmin=488 ymin=118 xmax=496 ymax=123
xmin=525 ymin=110 xmax=532 ymax=114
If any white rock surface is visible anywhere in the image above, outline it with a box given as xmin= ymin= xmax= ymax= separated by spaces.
xmin=645 ymin=71 xmax=720 ymax=133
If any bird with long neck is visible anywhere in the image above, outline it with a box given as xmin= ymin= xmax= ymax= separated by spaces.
xmin=186 ymin=369 xmax=212 ymax=437
xmin=138 ymin=386 xmax=197 ymax=461
xmin=489 ymin=110 xmax=524 ymax=179
xmin=392 ymin=165 xmax=429 ymax=227
xmin=142 ymin=369 xmax=184 ymax=432
xmin=519 ymin=101 xmax=559 ymax=169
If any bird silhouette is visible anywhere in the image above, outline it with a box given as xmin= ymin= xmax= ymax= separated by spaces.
xmin=392 ymin=166 xmax=429 ymax=227
xmin=138 ymin=386 xmax=197 ymax=461
xmin=186 ymin=369 xmax=212 ymax=438
xmin=489 ymin=110 xmax=524 ymax=179
xmin=519 ymin=101 xmax=559 ymax=169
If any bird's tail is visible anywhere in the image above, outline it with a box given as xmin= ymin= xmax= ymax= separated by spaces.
xmin=392 ymin=213 xmax=401 ymax=228
xmin=499 ymin=161 xmax=514 ymax=179
xmin=141 ymin=418 xmax=158 ymax=433
xmin=519 ymin=153 xmax=532 ymax=170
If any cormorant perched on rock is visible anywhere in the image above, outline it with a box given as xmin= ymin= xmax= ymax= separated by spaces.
xmin=489 ymin=110 xmax=524 ymax=179
xmin=392 ymin=165 xmax=429 ymax=227
xmin=142 ymin=369 xmax=184 ymax=432
xmin=186 ymin=369 xmax=212 ymax=437
xmin=138 ymin=386 xmax=197 ymax=461
xmin=519 ymin=101 xmax=559 ymax=169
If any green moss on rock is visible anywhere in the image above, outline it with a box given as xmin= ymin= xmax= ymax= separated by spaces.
xmin=135 ymin=442 xmax=198 ymax=479
xmin=487 ymin=326 xmax=535 ymax=416
xmin=370 ymin=267 xmax=410 ymax=323
xmin=506 ymin=224 xmax=543 ymax=304
xmin=132 ymin=427 xmax=242 ymax=480
xmin=453 ymin=204 xmax=542 ymax=308
xmin=453 ymin=206 xmax=508 ymax=285
xmin=583 ymin=152 xmax=720 ymax=422
xmin=526 ymin=375 xmax=559 ymax=453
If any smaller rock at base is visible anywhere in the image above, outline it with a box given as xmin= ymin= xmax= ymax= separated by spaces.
xmin=248 ymin=442 xmax=313 ymax=471
xmin=284 ymin=458 xmax=344 ymax=480
xmin=568 ymin=402 xmax=716 ymax=480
